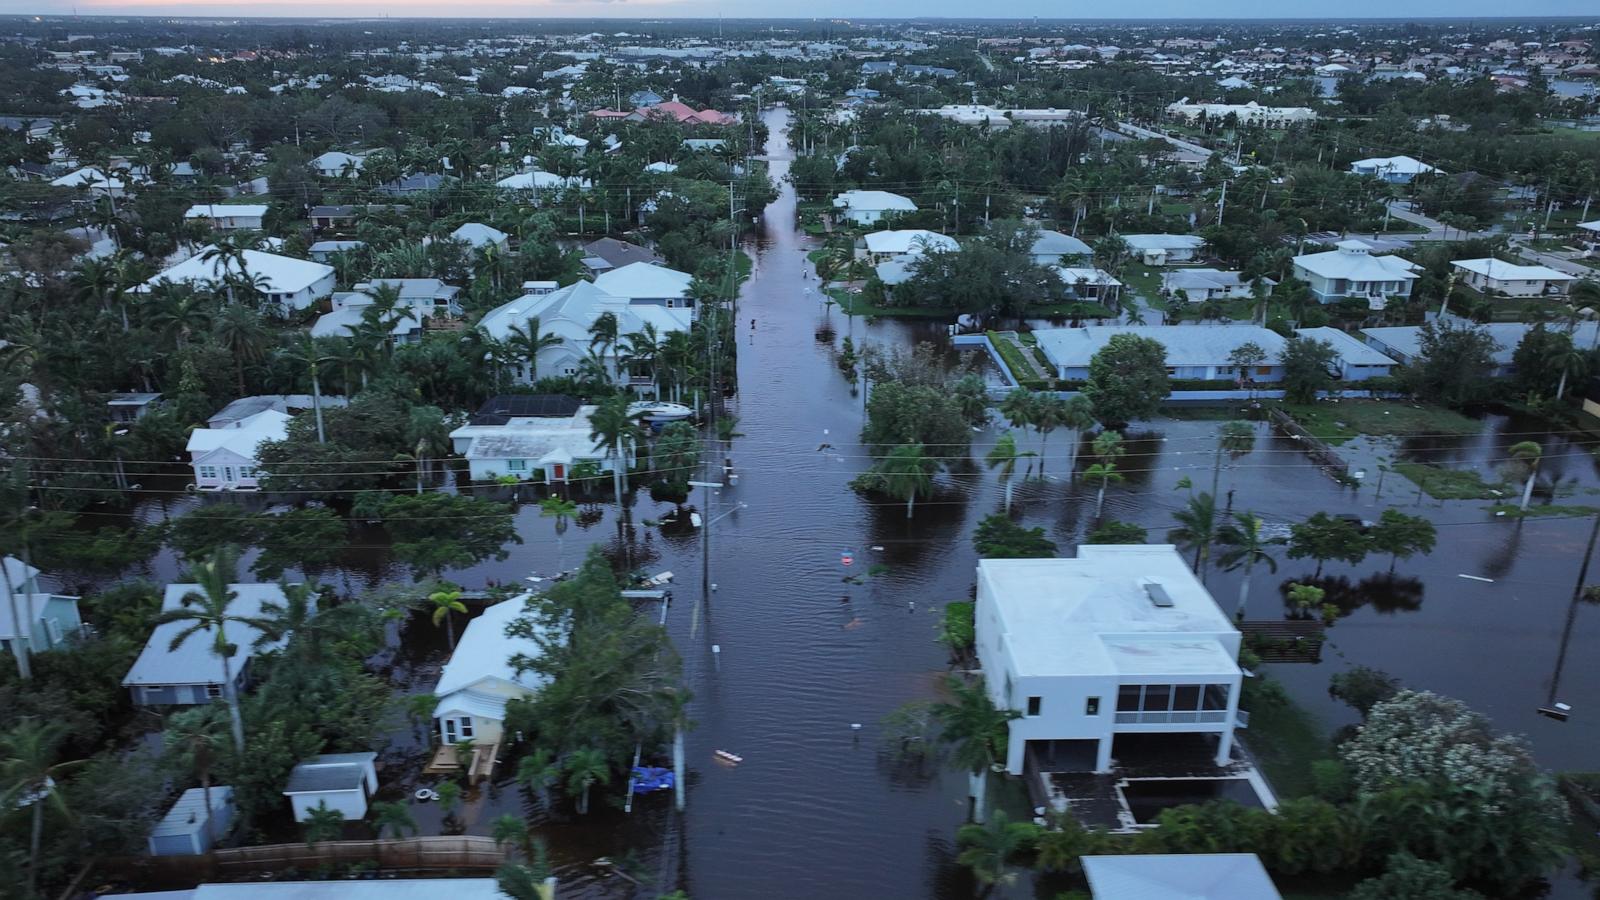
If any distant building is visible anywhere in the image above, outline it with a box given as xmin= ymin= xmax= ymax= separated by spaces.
xmin=1292 ymin=240 xmax=1420 ymax=304
xmin=1294 ymin=326 xmax=1398 ymax=381
xmin=183 ymin=204 xmax=267 ymax=231
xmin=832 ymin=189 xmax=918 ymax=226
xmin=1162 ymin=269 xmax=1271 ymax=302
xmin=1349 ymin=154 xmax=1440 ymax=183
xmin=1450 ymin=258 xmax=1575 ymax=298
xmin=1029 ymin=229 xmax=1093 ymax=265
xmin=107 ymin=392 xmax=162 ymax=423
xmin=860 ymin=229 xmax=958 ymax=262
xmin=448 ymin=401 xmax=635 ymax=483
xmin=1034 ymin=324 xmax=1288 ymax=383
xmin=310 ymin=151 xmax=365 ymax=178
xmin=1 ymin=557 xmax=82 ymax=658
xmin=1120 ymin=234 xmax=1206 ymax=266
xmin=476 ymin=281 xmax=689 ymax=389
xmin=1165 ymin=100 xmax=1316 ymax=127
xmin=138 ymin=246 xmax=336 ymax=312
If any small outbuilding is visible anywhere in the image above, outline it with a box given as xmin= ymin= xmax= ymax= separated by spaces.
xmin=282 ymin=752 xmax=378 ymax=822
xmin=148 ymin=786 xmax=235 ymax=856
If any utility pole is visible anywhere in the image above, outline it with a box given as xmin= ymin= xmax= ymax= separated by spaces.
xmin=687 ymin=479 xmax=723 ymax=640
xmin=1542 ymin=513 xmax=1600 ymax=720
xmin=1216 ymin=180 xmax=1228 ymax=226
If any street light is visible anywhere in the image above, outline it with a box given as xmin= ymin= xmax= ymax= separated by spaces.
xmin=687 ymin=479 xmax=724 ymax=639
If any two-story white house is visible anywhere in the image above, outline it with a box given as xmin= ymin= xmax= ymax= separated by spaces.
xmin=974 ymin=546 xmax=1245 ymax=776
xmin=432 ymin=595 xmax=549 ymax=746
xmin=1291 ymin=240 xmax=1421 ymax=304
xmin=477 ymin=280 xmax=690 ymax=390
xmin=1 ymin=557 xmax=82 ymax=660
xmin=592 ymin=261 xmax=697 ymax=319
xmin=832 ymin=189 xmax=918 ymax=226
xmin=185 ymin=409 xmax=290 ymax=491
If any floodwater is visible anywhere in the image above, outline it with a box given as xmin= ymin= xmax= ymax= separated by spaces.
xmin=78 ymin=107 xmax=1600 ymax=898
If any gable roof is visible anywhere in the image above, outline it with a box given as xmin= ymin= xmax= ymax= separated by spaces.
xmin=122 ymin=583 xmax=294 ymax=687
xmin=1083 ymin=853 xmax=1282 ymax=900
xmin=185 ymin=409 xmax=291 ymax=460
xmin=582 ymin=237 xmax=664 ymax=269
xmin=1031 ymin=229 xmax=1093 ymax=259
xmin=1295 ymin=326 xmax=1398 ymax=366
xmin=863 ymin=229 xmax=958 ymax=255
xmin=432 ymin=597 xmax=548 ymax=706
xmin=1293 ymin=245 xmax=1421 ymax=281
xmin=1035 ymin=324 xmax=1288 ymax=369
xmin=451 ymin=223 xmax=508 ymax=247
xmin=141 ymin=246 xmax=334 ymax=296
xmin=283 ymin=753 xmax=375 ymax=794
xmin=833 ymin=189 xmax=917 ymax=213
xmin=592 ymin=261 xmax=693 ymax=299
xmin=1451 ymin=258 xmax=1575 ymax=282
xmin=478 ymin=281 xmax=690 ymax=346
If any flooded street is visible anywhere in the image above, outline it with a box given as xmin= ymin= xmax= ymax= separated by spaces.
xmin=86 ymin=107 xmax=1600 ymax=898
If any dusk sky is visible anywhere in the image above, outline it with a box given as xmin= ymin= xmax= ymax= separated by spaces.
xmin=3 ymin=0 xmax=1597 ymax=20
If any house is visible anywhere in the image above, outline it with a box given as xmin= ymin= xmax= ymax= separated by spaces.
xmin=1295 ymin=327 xmax=1398 ymax=381
xmin=1162 ymin=268 xmax=1271 ymax=301
xmin=308 ymin=205 xmax=357 ymax=231
xmin=1 ymin=557 xmax=82 ymax=658
xmin=477 ymin=280 xmax=690 ymax=388
xmin=1033 ymin=325 xmax=1288 ymax=382
xmin=588 ymin=99 xmax=736 ymax=125
xmin=644 ymin=161 xmax=678 ymax=174
xmin=310 ymin=151 xmax=365 ymax=178
xmin=1291 ymin=240 xmax=1420 ymax=304
xmin=107 ymin=391 xmax=162 ymax=423
xmin=50 ymin=166 xmax=125 ymax=198
xmin=312 ymin=278 xmax=462 ymax=343
xmin=431 ymin=595 xmax=548 ymax=746
xmin=1029 ymin=229 xmax=1093 ymax=265
xmin=123 ymin=582 xmax=294 ymax=705
xmin=1083 ymin=854 xmax=1281 ymax=900
xmin=1052 ymin=267 xmax=1124 ymax=305
xmin=1164 ymin=100 xmax=1316 ymax=127
xmin=148 ymin=787 xmax=235 ymax=856
xmin=974 ymin=546 xmax=1245 ymax=776
xmin=449 ymin=400 xmax=635 ymax=483
xmin=378 ymin=172 xmax=453 ymax=196
xmin=307 ymin=239 xmax=365 ymax=262
xmin=184 ymin=409 xmax=290 ymax=491
xmin=1577 ymin=220 xmax=1600 ymax=254
xmin=184 ymin=204 xmax=267 ymax=231
xmin=138 ymin=247 xmax=336 ymax=312
xmin=860 ymin=229 xmax=958 ymax=263
xmin=1121 ymin=234 xmax=1206 ymax=266
xmin=495 ymin=171 xmax=591 ymax=193
xmin=593 ymin=262 xmax=696 ymax=316
xmin=206 ymin=394 xmax=346 ymax=430
xmin=449 ymin=222 xmax=510 ymax=252
xmin=583 ymin=237 xmax=665 ymax=271
xmin=282 ymin=752 xmax=377 ymax=821
xmin=832 ymin=189 xmax=918 ymax=226
xmin=1450 ymin=258 xmax=1575 ymax=298
xmin=1360 ymin=322 xmax=1597 ymax=379
xmin=1349 ymin=154 xmax=1440 ymax=183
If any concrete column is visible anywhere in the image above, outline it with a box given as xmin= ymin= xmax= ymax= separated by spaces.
xmin=1214 ymin=727 xmax=1235 ymax=766
xmin=1095 ymin=737 xmax=1113 ymax=773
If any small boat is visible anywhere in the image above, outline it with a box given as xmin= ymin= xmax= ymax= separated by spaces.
xmin=628 ymin=401 xmax=695 ymax=424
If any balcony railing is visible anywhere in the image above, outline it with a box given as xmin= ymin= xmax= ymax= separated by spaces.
xmin=1114 ymin=710 xmax=1228 ymax=725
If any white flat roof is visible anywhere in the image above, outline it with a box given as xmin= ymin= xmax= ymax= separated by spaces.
xmin=980 ymin=546 xmax=1240 ymax=678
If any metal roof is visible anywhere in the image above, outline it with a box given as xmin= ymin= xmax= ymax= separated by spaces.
xmin=150 ymin=786 xmax=233 ymax=838
xmin=1083 ymin=853 xmax=1282 ymax=899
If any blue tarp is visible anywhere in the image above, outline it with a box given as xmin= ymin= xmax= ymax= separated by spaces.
xmin=631 ymin=766 xmax=675 ymax=793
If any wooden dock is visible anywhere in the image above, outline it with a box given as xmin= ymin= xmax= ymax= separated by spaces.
xmin=1239 ymin=620 xmax=1325 ymax=663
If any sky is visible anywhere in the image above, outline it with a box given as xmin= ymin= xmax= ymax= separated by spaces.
xmin=2 ymin=0 xmax=1597 ymax=19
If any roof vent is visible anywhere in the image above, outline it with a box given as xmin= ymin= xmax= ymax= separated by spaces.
xmin=1144 ymin=581 xmax=1175 ymax=608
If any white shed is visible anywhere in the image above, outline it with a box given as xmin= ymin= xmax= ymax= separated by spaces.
xmin=148 ymin=786 xmax=235 ymax=856
xmin=282 ymin=752 xmax=378 ymax=822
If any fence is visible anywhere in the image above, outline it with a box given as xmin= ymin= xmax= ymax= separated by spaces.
xmin=1265 ymin=406 xmax=1350 ymax=481
xmin=101 ymin=836 xmax=512 ymax=885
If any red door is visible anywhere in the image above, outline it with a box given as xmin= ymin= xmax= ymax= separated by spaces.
xmin=553 ymin=464 xmax=566 ymax=480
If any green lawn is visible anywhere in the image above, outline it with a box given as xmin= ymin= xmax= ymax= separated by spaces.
xmin=1394 ymin=463 xmax=1506 ymax=500
xmin=1488 ymin=502 xmax=1600 ymax=519
xmin=1240 ymin=680 xmax=1332 ymax=800
xmin=1272 ymin=401 xmax=1481 ymax=446
xmin=1120 ymin=266 xmax=1166 ymax=308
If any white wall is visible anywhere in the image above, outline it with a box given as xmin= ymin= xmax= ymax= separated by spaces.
xmin=288 ymin=790 xmax=367 ymax=822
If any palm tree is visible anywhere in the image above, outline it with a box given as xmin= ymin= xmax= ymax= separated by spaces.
xmin=427 ymin=587 xmax=468 ymax=648
xmin=589 ymin=395 xmax=644 ymax=504
xmin=1060 ymin=395 xmax=1096 ymax=477
xmin=199 ymin=237 xmax=252 ymax=305
xmin=1030 ymin=393 xmax=1069 ymax=475
xmin=540 ymin=497 xmax=578 ymax=570
xmin=517 ymin=747 xmax=560 ymax=808
xmin=1508 ymin=441 xmax=1543 ymax=512
xmin=1217 ymin=512 xmax=1278 ymax=619
xmin=491 ymin=813 xmax=538 ymax=860
xmin=372 ymin=800 xmax=418 ymax=838
xmin=147 ymin=287 xmax=214 ymax=350
xmin=280 ymin=334 xmax=337 ymax=444
xmin=934 ymin=676 xmax=1020 ymax=824
xmin=564 ymin=748 xmax=611 ymax=815
xmin=588 ymin=311 xmax=620 ymax=374
xmin=998 ymin=388 xmax=1035 ymax=433
xmin=213 ymin=304 xmax=269 ymax=396
xmin=881 ymin=443 xmax=936 ymax=518
xmin=156 ymin=546 xmax=265 ymax=753
xmin=1 ymin=719 xmax=83 ymax=894
xmin=1168 ymin=492 xmax=1220 ymax=578
xmin=620 ymin=323 xmax=663 ymax=397
xmin=164 ymin=706 xmax=231 ymax=850
xmin=505 ymin=316 xmax=562 ymax=384
xmin=302 ymin=801 xmax=345 ymax=845
xmin=956 ymin=810 xmax=1035 ymax=897
xmin=1553 ymin=342 xmax=1590 ymax=400
xmin=1211 ymin=421 xmax=1255 ymax=497
xmin=1085 ymin=430 xmax=1126 ymax=519
xmin=985 ymin=432 xmax=1034 ymax=513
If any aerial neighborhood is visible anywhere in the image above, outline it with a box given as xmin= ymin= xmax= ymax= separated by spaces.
xmin=1 ymin=11 xmax=1599 ymax=900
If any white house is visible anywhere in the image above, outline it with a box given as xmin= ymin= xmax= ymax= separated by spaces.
xmin=282 ymin=753 xmax=377 ymax=822
xmin=307 ymin=239 xmax=365 ymax=262
xmin=592 ymin=261 xmax=697 ymax=317
xmin=311 ymin=278 xmax=462 ymax=344
xmin=1450 ymin=258 xmax=1575 ymax=298
xmin=1083 ymin=854 xmax=1282 ymax=900
xmin=1360 ymin=322 xmax=1599 ymax=379
xmin=431 ymin=596 xmax=547 ymax=746
xmin=139 ymin=246 xmax=336 ymax=312
xmin=448 ymin=401 xmax=635 ymax=484
xmin=1164 ymin=100 xmax=1316 ymax=127
xmin=1348 ymin=155 xmax=1440 ymax=183
xmin=1291 ymin=240 xmax=1420 ymax=304
xmin=1578 ymin=220 xmax=1600 ymax=254
xmin=1162 ymin=268 xmax=1271 ymax=301
xmin=832 ymin=189 xmax=918 ymax=226
xmin=495 ymin=171 xmax=592 ymax=193
xmin=1029 ymin=229 xmax=1093 ymax=265
xmin=1294 ymin=327 xmax=1398 ymax=381
xmin=51 ymin=166 xmax=126 ymax=198
xmin=477 ymin=280 xmax=690 ymax=388
xmin=183 ymin=204 xmax=267 ymax=231
xmin=148 ymin=787 xmax=235 ymax=856
xmin=185 ymin=409 xmax=290 ymax=491
xmin=449 ymin=222 xmax=509 ymax=252
xmin=123 ymin=582 xmax=296 ymax=706
xmin=1120 ymin=234 xmax=1206 ymax=266
xmin=310 ymin=151 xmax=365 ymax=178
xmin=974 ymin=546 xmax=1245 ymax=776
xmin=860 ymin=229 xmax=958 ymax=262
xmin=1 ymin=557 xmax=82 ymax=659
xmin=1034 ymin=325 xmax=1288 ymax=383
xmin=1051 ymin=266 xmax=1123 ymax=304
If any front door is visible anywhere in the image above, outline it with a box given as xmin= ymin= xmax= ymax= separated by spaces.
xmin=442 ymin=718 xmax=458 ymax=744
xmin=223 ymin=466 xmax=235 ymax=482
xmin=553 ymin=464 xmax=566 ymax=481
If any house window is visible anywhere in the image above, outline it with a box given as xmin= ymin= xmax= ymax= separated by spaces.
xmin=459 ymin=718 xmax=475 ymax=739
xmin=198 ymin=466 xmax=218 ymax=480
xmin=238 ymin=467 xmax=255 ymax=479
xmin=507 ymin=459 xmax=527 ymax=472
xmin=1085 ymin=697 xmax=1100 ymax=716
xmin=1117 ymin=684 xmax=1141 ymax=712
xmin=1026 ymin=696 xmax=1041 ymax=717
xmin=1255 ymin=366 xmax=1272 ymax=376
xmin=45 ymin=617 xmax=63 ymax=644
xmin=1165 ymin=367 xmax=1178 ymax=376
xmin=206 ymin=684 xmax=223 ymax=699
